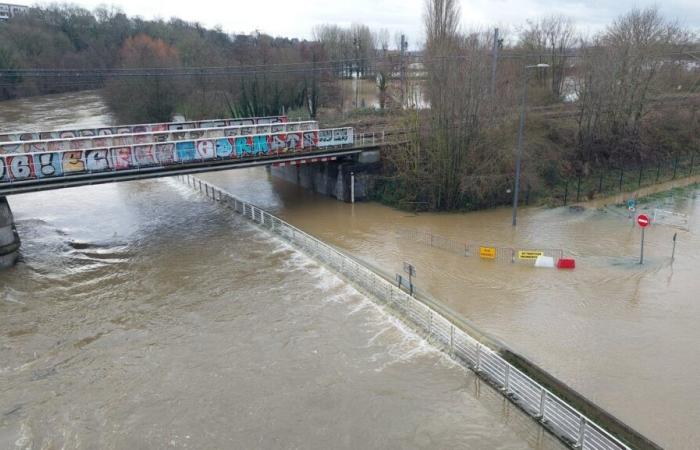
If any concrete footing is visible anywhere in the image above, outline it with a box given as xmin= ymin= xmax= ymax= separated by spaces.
xmin=0 ymin=197 xmax=20 ymax=269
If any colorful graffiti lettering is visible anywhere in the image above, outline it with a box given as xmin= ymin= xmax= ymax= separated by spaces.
xmin=285 ymin=133 xmax=302 ymax=149
xmin=235 ymin=137 xmax=253 ymax=157
xmin=34 ymin=152 xmax=63 ymax=178
xmin=7 ymin=155 xmax=34 ymax=180
xmin=134 ymin=145 xmax=158 ymax=166
xmin=303 ymin=131 xmax=318 ymax=148
xmin=270 ymin=134 xmax=286 ymax=151
xmin=111 ymin=147 xmax=133 ymax=170
xmin=175 ymin=141 xmax=197 ymax=162
xmin=62 ymin=151 xmax=85 ymax=174
xmin=85 ymin=149 xmax=110 ymax=172
xmin=252 ymin=135 xmax=270 ymax=155
xmin=155 ymin=143 xmax=176 ymax=164
xmin=196 ymin=140 xmax=215 ymax=160
xmin=0 ymin=157 xmax=6 ymax=181
xmin=215 ymin=139 xmax=234 ymax=158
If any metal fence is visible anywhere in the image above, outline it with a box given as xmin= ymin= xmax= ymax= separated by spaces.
xmin=397 ymin=227 xmax=564 ymax=264
xmin=180 ymin=174 xmax=629 ymax=450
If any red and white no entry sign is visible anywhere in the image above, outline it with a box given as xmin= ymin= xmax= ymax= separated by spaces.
xmin=637 ymin=214 xmax=650 ymax=228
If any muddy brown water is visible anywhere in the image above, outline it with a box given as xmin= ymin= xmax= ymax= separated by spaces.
xmin=199 ymin=167 xmax=700 ymax=450
xmin=0 ymin=92 xmax=565 ymax=449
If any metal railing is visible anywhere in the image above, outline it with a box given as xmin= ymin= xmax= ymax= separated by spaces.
xmin=0 ymin=114 xmax=290 ymax=143
xmin=0 ymin=121 xmax=319 ymax=154
xmin=182 ymin=173 xmax=629 ymax=450
xmin=397 ymin=227 xmax=564 ymax=264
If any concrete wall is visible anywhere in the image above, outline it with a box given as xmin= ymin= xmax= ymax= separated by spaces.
xmin=0 ymin=196 xmax=20 ymax=268
xmin=270 ymin=151 xmax=381 ymax=202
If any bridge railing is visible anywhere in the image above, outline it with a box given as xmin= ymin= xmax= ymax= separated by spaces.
xmin=0 ymin=115 xmax=289 ymax=143
xmin=0 ymin=121 xmax=319 ymax=155
xmin=185 ymin=174 xmax=632 ymax=450
xmin=0 ymin=128 xmax=356 ymax=185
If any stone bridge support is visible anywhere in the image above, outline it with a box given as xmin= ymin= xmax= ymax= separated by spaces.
xmin=0 ymin=197 xmax=20 ymax=269
xmin=269 ymin=150 xmax=381 ymax=202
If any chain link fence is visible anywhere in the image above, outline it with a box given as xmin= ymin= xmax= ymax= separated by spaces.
xmin=179 ymin=174 xmax=631 ymax=450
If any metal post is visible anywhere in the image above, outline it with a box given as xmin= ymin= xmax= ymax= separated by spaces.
xmin=640 ymin=226 xmax=645 ymax=265
xmin=538 ymin=388 xmax=547 ymax=418
xmin=350 ymin=171 xmax=355 ymax=204
xmin=490 ymin=28 xmax=499 ymax=96
xmin=576 ymin=175 xmax=581 ymax=202
xmin=690 ymin=153 xmax=696 ymax=176
xmin=619 ymin=168 xmax=624 ymax=192
xmin=503 ymin=365 xmax=511 ymax=393
xmin=512 ymin=67 xmax=529 ymax=227
xmin=672 ymin=232 xmax=677 ymax=261
xmin=563 ymin=181 xmax=569 ymax=206
xmin=576 ymin=417 xmax=587 ymax=448
xmin=638 ymin=164 xmax=644 ymax=187
xmin=400 ymin=34 xmax=406 ymax=108
xmin=673 ymin=155 xmax=679 ymax=179
xmin=475 ymin=343 xmax=481 ymax=371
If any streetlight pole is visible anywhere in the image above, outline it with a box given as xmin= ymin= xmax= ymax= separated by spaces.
xmin=512 ymin=63 xmax=549 ymax=227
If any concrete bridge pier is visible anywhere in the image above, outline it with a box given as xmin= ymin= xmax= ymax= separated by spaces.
xmin=269 ymin=150 xmax=381 ymax=202
xmin=0 ymin=197 xmax=21 ymax=269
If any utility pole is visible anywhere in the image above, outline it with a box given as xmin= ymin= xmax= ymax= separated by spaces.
xmin=400 ymin=34 xmax=407 ymax=108
xmin=354 ymin=37 xmax=360 ymax=109
xmin=512 ymin=64 xmax=549 ymax=227
xmin=490 ymin=28 xmax=499 ymax=96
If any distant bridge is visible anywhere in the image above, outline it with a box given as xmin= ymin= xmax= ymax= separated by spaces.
xmin=0 ymin=115 xmax=388 ymax=196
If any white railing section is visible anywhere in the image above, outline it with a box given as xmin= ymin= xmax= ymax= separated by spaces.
xmin=0 ymin=115 xmax=290 ymax=143
xmin=182 ymin=174 xmax=630 ymax=450
xmin=0 ymin=121 xmax=319 ymax=154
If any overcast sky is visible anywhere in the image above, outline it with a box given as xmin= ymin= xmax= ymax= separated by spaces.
xmin=43 ymin=0 xmax=700 ymax=47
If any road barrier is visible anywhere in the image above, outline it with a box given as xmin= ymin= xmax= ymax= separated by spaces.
xmin=397 ymin=227 xmax=564 ymax=264
xmin=181 ymin=174 xmax=655 ymax=450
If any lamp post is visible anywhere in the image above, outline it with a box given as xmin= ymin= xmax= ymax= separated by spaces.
xmin=512 ymin=63 xmax=549 ymax=227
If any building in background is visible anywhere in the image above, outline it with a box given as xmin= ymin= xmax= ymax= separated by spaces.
xmin=0 ymin=3 xmax=28 ymax=21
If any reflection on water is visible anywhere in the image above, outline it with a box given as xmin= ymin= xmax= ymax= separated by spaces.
xmin=0 ymin=92 xmax=563 ymax=448
xmin=201 ymin=168 xmax=700 ymax=450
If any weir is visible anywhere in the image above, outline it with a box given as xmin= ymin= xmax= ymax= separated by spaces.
xmin=0 ymin=196 xmax=20 ymax=268
xmin=180 ymin=174 xmax=661 ymax=450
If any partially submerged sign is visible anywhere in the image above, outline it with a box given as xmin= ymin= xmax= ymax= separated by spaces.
xmin=518 ymin=250 xmax=544 ymax=260
xmin=479 ymin=246 xmax=497 ymax=259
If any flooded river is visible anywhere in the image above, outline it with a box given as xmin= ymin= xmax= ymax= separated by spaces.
xmin=0 ymin=93 xmax=565 ymax=448
xmin=200 ymin=167 xmax=700 ymax=450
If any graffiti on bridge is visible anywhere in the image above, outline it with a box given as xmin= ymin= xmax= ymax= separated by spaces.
xmin=0 ymin=129 xmax=359 ymax=183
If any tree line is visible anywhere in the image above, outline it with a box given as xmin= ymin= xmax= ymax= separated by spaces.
xmin=374 ymin=1 xmax=700 ymax=210
xmin=0 ymin=5 xmax=341 ymax=122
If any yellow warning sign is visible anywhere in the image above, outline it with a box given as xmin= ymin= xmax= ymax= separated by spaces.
xmin=518 ymin=250 xmax=544 ymax=260
xmin=479 ymin=246 xmax=497 ymax=259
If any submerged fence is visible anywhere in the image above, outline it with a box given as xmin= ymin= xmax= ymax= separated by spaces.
xmin=179 ymin=174 xmax=634 ymax=450
xmin=397 ymin=227 xmax=564 ymax=264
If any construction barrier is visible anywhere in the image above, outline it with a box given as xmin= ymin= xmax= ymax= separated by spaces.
xmin=397 ymin=227 xmax=565 ymax=265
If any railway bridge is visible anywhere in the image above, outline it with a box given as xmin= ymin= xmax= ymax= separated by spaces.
xmin=0 ymin=115 xmax=388 ymax=267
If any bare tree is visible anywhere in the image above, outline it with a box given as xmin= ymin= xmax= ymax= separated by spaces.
xmin=519 ymin=15 xmax=576 ymax=99
xmin=575 ymin=7 xmax=691 ymax=164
